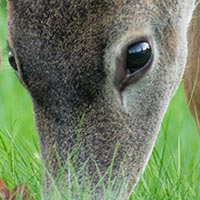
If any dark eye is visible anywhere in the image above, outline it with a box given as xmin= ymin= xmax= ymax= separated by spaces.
xmin=126 ymin=41 xmax=152 ymax=74
xmin=8 ymin=50 xmax=18 ymax=71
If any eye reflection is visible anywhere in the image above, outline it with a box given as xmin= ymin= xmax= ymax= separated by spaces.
xmin=126 ymin=41 xmax=152 ymax=74
xmin=8 ymin=49 xmax=18 ymax=71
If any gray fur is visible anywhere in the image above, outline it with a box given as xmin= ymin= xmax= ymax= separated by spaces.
xmin=6 ymin=0 xmax=195 ymax=199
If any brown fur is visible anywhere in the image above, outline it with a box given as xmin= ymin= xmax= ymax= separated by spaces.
xmin=6 ymin=0 xmax=197 ymax=199
xmin=183 ymin=2 xmax=200 ymax=131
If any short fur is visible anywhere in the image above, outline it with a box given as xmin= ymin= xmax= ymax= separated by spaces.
xmin=6 ymin=0 xmax=197 ymax=199
xmin=183 ymin=2 xmax=200 ymax=132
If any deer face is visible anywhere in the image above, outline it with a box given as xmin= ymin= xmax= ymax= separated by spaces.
xmin=7 ymin=0 xmax=195 ymax=196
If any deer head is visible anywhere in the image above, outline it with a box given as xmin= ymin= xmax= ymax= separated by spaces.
xmin=6 ymin=0 xmax=196 ymax=199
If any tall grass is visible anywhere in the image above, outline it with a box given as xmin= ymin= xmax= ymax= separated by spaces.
xmin=0 ymin=1 xmax=200 ymax=199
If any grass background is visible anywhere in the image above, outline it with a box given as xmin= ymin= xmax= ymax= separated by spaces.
xmin=0 ymin=1 xmax=200 ymax=199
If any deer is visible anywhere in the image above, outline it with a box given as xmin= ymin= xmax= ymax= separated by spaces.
xmin=183 ymin=1 xmax=200 ymax=131
xmin=5 ymin=0 xmax=200 ymax=199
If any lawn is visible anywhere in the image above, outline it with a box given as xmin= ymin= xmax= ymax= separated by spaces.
xmin=0 ymin=1 xmax=200 ymax=200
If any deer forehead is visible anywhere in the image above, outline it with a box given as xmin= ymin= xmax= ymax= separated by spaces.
xmin=7 ymin=0 xmax=194 ymax=54
xmin=7 ymin=0 xmax=194 ymax=23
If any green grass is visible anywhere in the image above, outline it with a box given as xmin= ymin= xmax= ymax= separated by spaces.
xmin=0 ymin=1 xmax=200 ymax=199
xmin=132 ymin=89 xmax=200 ymax=200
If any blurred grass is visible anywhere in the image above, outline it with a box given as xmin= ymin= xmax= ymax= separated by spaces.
xmin=0 ymin=1 xmax=41 ymax=199
xmin=0 ymin=1 xmax=200 ymax=200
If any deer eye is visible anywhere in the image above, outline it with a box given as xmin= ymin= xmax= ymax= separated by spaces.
xmin=8 ymin=50 xmax=18 ymax=71
xmin=126 ymin=41 xmax=152 ymax=74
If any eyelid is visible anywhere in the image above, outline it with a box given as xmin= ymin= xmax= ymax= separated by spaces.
xmin=120 ymin=36 xmax=153 ymax=58
xmin=7 ymin=43 xmax=19 ymax=71
xmin=8 ymin=47 xmax=15 ymax=56
xmin=7 ymin=40 xmax=12 ymax=52
xmin=120 ymin=50 xmax=153 ymax=90
xmin=114 ymin=37 xmax=154 ymax=92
